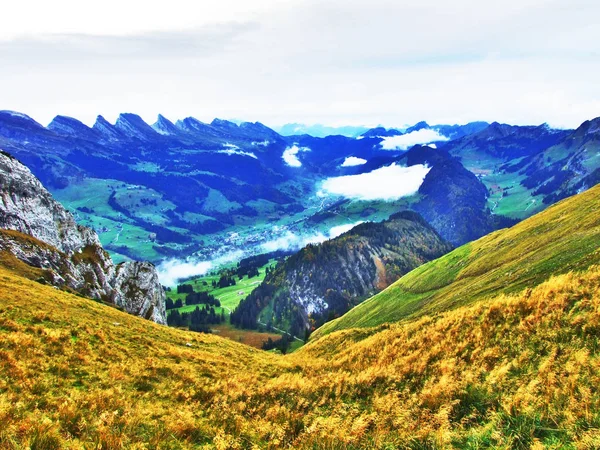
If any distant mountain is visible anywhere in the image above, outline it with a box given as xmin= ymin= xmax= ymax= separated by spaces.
xmin=274 ymin=123 xmax=371 ymax=138
xmin=231 ymin=211 xmax=452 ymax=336
xmin=360 ymin=126 xmax=403 ymax=138
xmin=362 ymin=121 xmax=489 ymax=140
xmin=1 ymin=109 xmax=598 ymax=271
xmin=440 ymin=119 xmax=600 ymax=220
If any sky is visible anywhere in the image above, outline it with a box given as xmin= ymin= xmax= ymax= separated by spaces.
xmin=1 ymin=0 xmax=599 ymax=129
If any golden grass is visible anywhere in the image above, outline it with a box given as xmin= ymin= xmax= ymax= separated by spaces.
xmin=210 ymin=323 xmax=281 ymax=349
xmin=315 ymin=183 xmax=600 ymax=337
xmin=2 ymin=261 xmax=600 ymax=448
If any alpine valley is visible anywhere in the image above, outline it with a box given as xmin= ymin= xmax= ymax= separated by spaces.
xmin=1 ymin=109 xmax=600 ymax=448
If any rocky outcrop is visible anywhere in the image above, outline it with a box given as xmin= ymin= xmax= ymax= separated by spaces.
xmin=0 ymin=150 xmax=166 ymax=324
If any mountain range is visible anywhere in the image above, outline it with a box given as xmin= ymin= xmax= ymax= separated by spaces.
xmin=4 ymin=110 xmax=598 ymax=274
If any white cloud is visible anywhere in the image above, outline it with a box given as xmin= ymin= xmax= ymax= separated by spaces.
xmin=156 ymin=260 xmax=212 ymax=287
xmin=320 ymin=163 xmax=431 ymax=201
xmin=379 ymin=129 xmax=449 ymax=150
xmin=2 ymin=1 xmax=600 ymax=128
xmin=217 ymin=149 xmax=258 ymax=159
xmin=260 ymin=221 xmax=366 ymax=253
xmin=341 ymin=156 xmax=367 ymax=167
xmin=282 ymin=145 xmax=310 ymax=167
xmin=261 ymin=231 xmax=327 ymax=253
xmin=329 ymin=222 xmax=364 ymax=238
xmin=156 ymin=249 xmax=244 ymax=286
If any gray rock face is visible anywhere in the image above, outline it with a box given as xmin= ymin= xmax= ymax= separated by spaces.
xmin=0 ymin=150 xmax=166 ymax=324
xmin=113 ymin=262 xmax=167 ymax=324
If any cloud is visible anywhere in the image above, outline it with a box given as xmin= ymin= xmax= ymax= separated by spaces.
xmin=260 ymin=221 xmax=366 ymax=253
xmin=156 ymin=249 xmax=244 ymax=286
xmin=341 ymin=156 xmax=367 ymax=167
xmin=320 ymin=163 xmax=431 ymax=201
xmin=282 ymin=145 xmax=310 ymax=167
xmin=2 ymin=1 xmax=600 ymax=128
xmin=156 ymin=260 xmax=212 ymax=287
xmin=260 ymin=231 xmax=327 ymax=252
xmin=329 ymin=222 xmax=364 ymax=238
xmin=379 ymin=129 xmax=449 ymax=150
xmin=216 ymin=142 xmax=257 ymax=158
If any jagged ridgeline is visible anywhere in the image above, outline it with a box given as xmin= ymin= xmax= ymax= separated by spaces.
xmin=0 ymin=150 xmax=167 ymax=323
xmin=231 ymin=211 xmax=452 ymax=336
xmin=1 ymin=186 xmax=600 ymax=447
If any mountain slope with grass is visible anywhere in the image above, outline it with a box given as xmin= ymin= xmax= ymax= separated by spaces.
xmin=231 ymin=211 xmax=452 ymax=336
xmin=314 ymin=182 xmax=600 ymax=338
xmin=1 ymin=248 xmax=600 ymax=448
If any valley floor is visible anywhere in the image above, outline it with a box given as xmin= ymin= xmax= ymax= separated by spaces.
xmin=1 ymin=263 xmax=600 ymax=448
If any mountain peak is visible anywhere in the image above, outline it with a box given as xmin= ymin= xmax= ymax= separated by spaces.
xmin=211 ymin=118 xmax=239 ymax=130
xmin=406 ymin=121 xmax=430 ymax=133
xmin=0 ymin=110 xmax=44 ymax=129
xmin=48 ymin=115 xmax=97 ymax=138
xmin=152 ymin=114 xmax=180 ymax=136
xmin=93 ymin=115 xmax=125 ymax=142
xmin=115 ymin=113 xmax=158 ymax=140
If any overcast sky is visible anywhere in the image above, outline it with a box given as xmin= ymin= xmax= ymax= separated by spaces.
xmin=1 ymin=0 xmax=599 ymax=129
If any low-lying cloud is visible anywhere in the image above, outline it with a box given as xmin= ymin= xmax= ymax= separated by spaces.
xmin=379 ymin=129 xmax=449 ymax=150
xmin=320 ymin=163 xmax=431 ymax=201
xmin=260 ymin=221 xmax=365 ymax=253
xmin=282 ymin=145 xmax=310 ymax=167
xmin=341 ymin=156 xmax=367 ymax=167
xmin=157 ymin=250 xmax=244 ymax=286
xmin=329 ymin=221 xmax=364 ymax=238
xmin=217 ymin=149 xmax=258 ymax=158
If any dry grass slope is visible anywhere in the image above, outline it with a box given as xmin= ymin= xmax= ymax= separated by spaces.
xmin=2 ymin=261 xmax=600 ymax=448
xmin=314 ymin=183 xmax=600 ymax=338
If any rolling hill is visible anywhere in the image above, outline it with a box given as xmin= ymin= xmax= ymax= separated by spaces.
xmin=1 ymin=200 xmax=599 ymax=447
xmin=314 ymin=182 xmax=600 ymax=338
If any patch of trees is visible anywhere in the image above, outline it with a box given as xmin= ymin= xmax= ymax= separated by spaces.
xmin=167 ymin=305 xmax=225 ymax=333
xmin=261 ymin=335 xmax=291 ymax=354
xmin=235 ymin=250 xmax=290 ymax=279
xmin=177 ymin=284 xmax=194 ymax=294
xmin=166 ymin=298 xmax=183 ymax=310
xmin=186 ymin=291 xmax=220 ymax=307
xmin=216 ymin=275 xmax=236 ymax=288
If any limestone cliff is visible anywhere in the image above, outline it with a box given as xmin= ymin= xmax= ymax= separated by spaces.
xmin=0 ymin=150 xmax=166 ymax=324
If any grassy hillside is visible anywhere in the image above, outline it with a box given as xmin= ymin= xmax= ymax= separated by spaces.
xmin=2 ymin=259 xmax=600 ymax=448
xmin=314 ymin=183 xmax=600 ymax=338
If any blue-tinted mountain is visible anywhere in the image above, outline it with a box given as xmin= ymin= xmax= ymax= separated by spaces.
xmin=1 ymin=110 xmax=598 ymax=265
xmin=275 ymin=123 xmax=370 ymax=138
